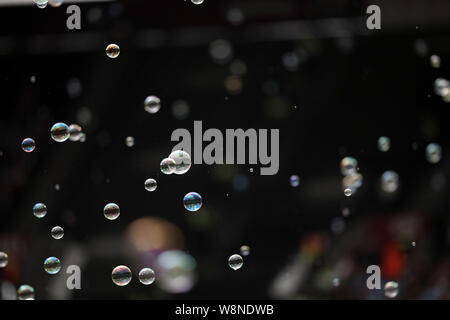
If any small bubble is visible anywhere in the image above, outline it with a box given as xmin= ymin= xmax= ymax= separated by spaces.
xmin=384 ymin=281 xmax=399 ymax=298
xmin=21 ymin=138 xmax=36 ymax=153
xmin=160 ymin=158 xmax=176 ymax=175
xmin=289 ymin=175 xmax=300 ymax=187
xmin=0 ymin=251 xmax=8 ymax=268
xmin=34 ymin=0 xmax=48 ymax=8
xmin=412 ymin=241 xmax=416 ymax=247
xmin=342 ymin=173 xmax=363 ymax=190
xmin=340 ymin=157 xmax=358 ymax=176
xmin=125 ymin=136 xmax=135 ymax=147
xmin=49 ymin=0 xmax=63 ymax=7
xmin=33 ymin=203 xmax=47 ymax=218
xmin=430 ymin=55 xmax=441 ymax=68
xmin=381 ymin=170 xmax=400 ymax=193
xmin=344 ymin=188 xmax=352 ymax=197
xmin=51 ymin=226 xmax=64 ymax=240
xmin=191 ymin=0 xmax=204 ymax=5
xmin=144 ymin=178 xmax=157 ymax=192
xmin=17 ymin=285 xmax=35 ymax=300
xmin=342 ymin=208 xmax=350 ymax=217
xmin=30 ymin=76 xmax=36 ymax=83
xmin=378 ymin=136 xmax=391 ymax=152
xmin=332 ymin=278 xmax=340 ymax=287
xmin=104 ymin=203 xmax=120 ymax=220
xmin=425 ymin=143 xmax=442 ymax=164
xmin=240 ymin=245 xmax=250 ymax=257
xmin=144 ymin=96 xmax=161 ymax=114
xmin=138 ymin=268 xmax=156 ymax=285
xmin=68 ymin=124 xmax=83 ymax=142
xmin=51 ymin=122 xmax=70 ymax=142
xmin=112 ymin=265 xmax=132 ymax=286
xmin=183 ymin=192 xmax=203 ymax=212
xmin=228 ymin=254 xmax=243 ymax=270
xmin=55 ymin=184 xmax=60 ymax=191
xmin=43 ymin=257 xmax=61 ymax=274
xmin=106 ymin=44 xmax=120 ymax=58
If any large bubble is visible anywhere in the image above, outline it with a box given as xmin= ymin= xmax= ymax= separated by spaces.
xmin=155 ymin=250 xmax=197 ymax=294
xmin=169 ymin=150 xmax=192 ymax=175
xmin=43 ymin=257 xmax=61 ymax=274
xmin=112 ymin=265 xmax=132 ymax=286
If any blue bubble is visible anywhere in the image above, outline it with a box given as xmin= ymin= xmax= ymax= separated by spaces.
xmin=183 ymin=192 xmax=203 ymax=212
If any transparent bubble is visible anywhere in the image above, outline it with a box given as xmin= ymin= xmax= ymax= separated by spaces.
xmin=412 ymin=241 xmax=416 ymax=247
xmin=33 ymin=203 xmax=47 ymax=218
xmin=156 ymin=250 xmax=197 ymax=294
xmin=144 ymin=96 xmax=161 ymax=114
xmin=430 ymin=55 xmax=441 ymax=68
xmin=289 ymin=175 xmax=300 ymax=187
xmin=139 ymin=268 xmax=156 ymax=285
xmin=106 ymin=44 xmax=120 ymax=58
xmin=434 ymin=78 xmax=450 ymax=96
xmin=381 ymin=170 xmax=399 ymax=193
xmin=209 ymin=39 xmax=234 ymax=64
xmin=282 ymin=51 xmax=300 ymax=71
xmin=144 ymin=178 xmax=157 ymax=192
xmin=378 ymin=136 xmax=391 ymax=152
xmin=344 ymin=188 xmax=353 ymax=197
xmin=228 ymin=254 xmax=243 ymax=270
xmin=332 ymin=278 xmax=340 ymax=287
xmin=342 ymin=173 xmax=363 ymax=190
xmin=240 ymin=245 xmax=250 ymax=257
xmin=17 ymin=285 xmax=35 ymax=300
xmin=49 ymin=0 xmax=63 ymax=7
xmin=160 ymin=158 xmax=176 ymax=175
xmin=342 ymin=207 xmax=350 ymax=217
xmin=30 ymin=75 xmax=36 ymax=83
xmin=384 ymin=281 xmax=399 ymax=298
xmin=191 ymin=0 xmax=204 ymax=4
xmin=340 ymin=157 xmax=358 ymax=176
xmin=68 ymin=124 xmax=83 ymax=142
xmin=21 ymin=138 xmax=36 ymax=153
xmin=125 ymin=136 xmax=135 ymax=147
xmin=169 ymin=150 xmax=192 ymax=175
xmin=0 ymin=251 xmax=8 ymax=268
xmin=104 ymin=203 xmax=120 ymax=220
xmin=183 ymin=192 xmax=203 ymax=212
xmin=229 ymin=60 xmax=247 ymax=76
xmin=43 ymin=257 xmax=61 ymax=274
xmin=172 ymin=100 xmax=190 ymax=120
xmin=51 ymin=226 xmax=64 ymax=240
xmin=34 ymin=0 xmax=48 ymax=8
xmin=227 ymin=7 xmax=245 ymax=26
xmin=50 ymin=122 xmax=70 ymax=142
xmin=426 ymin=143 xmax=442 ymax=164
xmin=112 ymin=265 xmax=132 ymax=286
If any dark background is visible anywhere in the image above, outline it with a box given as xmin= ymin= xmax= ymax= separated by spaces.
xmin=1 ymin=0 xmax=450 ymax=299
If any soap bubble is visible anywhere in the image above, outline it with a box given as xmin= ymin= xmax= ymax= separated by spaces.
xmin=289 ymin=175 xmax=300 ymax=187
xmin=342 ymin=173 xmax=363 ymax=190
xmin=51 ymin=226 xmax=64 ymax=240
xmin=144 ymin=96 xmax=161 ymax=114
xmin=43 ymin=257 xmax=61 ymax=274
xmin=209 ymin=39 xmax=234 ymax=64
xmin=156 ymin=250 xmax=197 ymax=294
xmin=51 ymin=122 xmax=70 ymax=142
xmin=112 ymin=265 xmax=132 ymax=286
xmin=183 ymin=192 xmax=203 ymax=212
xmin=240 ymin=245 xmax=250 ymax=257
xmin=227 ymin=7 xmax=245 ymax=26
xmin=104 ymin=203 xmax=120 ymax=220
xmin=160 ymin=158 xmax=176 ymax=175
xmin=426 ymin=143 xmax=442 ymax=164
xmin=0 ymin=252 xmax=8 ymax=268
xmin=68 ymin=124 xmax=83 ymax=142
xmin=191 ymin=0 xmax=204 ymax=4
xmin=430 ymin=55 xmax=441 ymax=68
xmin=34 ymin=0 xmax=48 ymax=8
xmin=17 ymin=285 xmax=35 ymax=300
xmin=378 ymin=136 xmax=391 ymax=152
xmin=125 ymin=136 xmax=135 ymax=147
xmin=169 ymin=150 xmax=192 ymax=175
xmin=340 ymin=157 xmax=358 ymax=176
xmin=33 ymin=203 xmax=47 ymax=218
xmin=434 ymin=78 xmax=450 ymax=96
xmin=344 ymin=188 xmax=353 ymax=197
xmin=384 ymin=281 xmax=399 ymax=298
xmin=49 ymin=0 xmax=63 ymax=7
xmin=332 ymin=278 xmax=340 ymax=287
xmin=381 ymin=170 xmax=399 ymax=193
xmin=21 ymin=138 xmax=36 ymax=152
xmin=172 ymin=100 xmax=190 ymax=120
xmin=144 ymin=178 xmax=157 ymax=192
xmin=228 ymin=254 xmax=243 ymax=270
xmin=138 ymin=268 xmax=156 ymax=285
xmin=106 ymin=44 xmax=120 ymax=58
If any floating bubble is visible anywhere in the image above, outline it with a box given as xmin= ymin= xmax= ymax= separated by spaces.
xmin=49 ymin=0 xmax=63 ymax=7
xmin=104 ymin=203 xmax=120 ymax=220
xmin=171 ymin=99 xmax=190 ymax=120
xmin=30 ymin=76 xmax=36 ymax=83
xmin=68 ymin=124 xmax=83 ymax=142
xmin=51 ymin=226 xmax=64 ymax=240
xmin=169 ymin=150 xmax=192 ymax=175
xmin=434 ymin=78 xmax=450 ymax=96
xmin=240 ymin=245 xmax=250 ymax=257
xmin=332 ymin=278 xmax=340 ymax=287
xmin=17 ymin=285 xmax=35 ymax=300
xmin=282 ymin=51 xmax=300 ymax=71
xmin=209 ymin=39 xmax=234 ymax=64
xmin=342 ymin=173 xmax=363 ymax=190
xmin=191 ymin=0 xmax=204 ymax=4
xmin=412 ymin=241 xmax=416 ymax=247
xmin=160 ymin=158 xmax=176 ymax=175
xmin=425 ymin=143 xmax=442 ymax=164
xmin=21 ymin=138 xmax=36 ymax=153
xmin=229 ymin=60 xmax=247 ymax=76
xmin=227 ymin=7 xmax=245 ymax=26
xmin=43 ymin=257 xmax=61 ymax=274
xmin=139 ymin=268 xmax=156 ymax=285
xmin=34 ymin=0 xmax=48 ymax=8
xmin=384 ymin=281 xmax=399 ymax=298
xmin=228 ymin=254 xmax=243 ymax=270
xmin=144 ymin=178 xmax=157 ymax=192
xmin=106 ymin=44 xmax=120 ymax=58
xmin=340 ymin=157 xmax=358 ymax=176
xmin=33 ymin=203 xmax=47 ymax=218
xmin=378 ymin=136 xmax=391 ymax=152
xmin=289 ymin=175 xmax=300 ymax=187
xmin=183 ymin=192 xmax=203 ymax=212
xmin=0 ymin=252 xmax=8 ymax=268
xmin=381 ymin=170 xmax=399 ymax=193
xmin=55 ymin=184 xmax=60 ymax=191
xmin=144 ymin=96 xmax=161 ymax=114
xmin=343 ymin=188 xmax=353 ymax=197
xmin=342 ymin=208 xmax=350 ymax=217
xmin=66 ymin=78 xmax=82 ymax=98
xmin=50 ymin=122 xmax=70 ymax=142
xmin=430 ymin=55 xmax=441 ymax=68
xmin=125 ymin=136 xmax=135 ymax=147
xmin=112 ymin=265 xmax=132 ymax=286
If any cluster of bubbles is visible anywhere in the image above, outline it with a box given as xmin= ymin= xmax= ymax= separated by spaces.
xmin=384 ymin=281 xmax=399 ymax=298
xmin=43 ymin=257 xmax=62 ymax=274
xmin=340 ymin=157 xmax=362 ymax=197
xmin=183 ymin=192 xmax=203 ymax=212
xmin=160 ymin=150 xmax=192 ymax=175
xmin=434 ymin=78 xmax=450 ymax=103
xmin=104 ymin=203 xmax=120 ymax=221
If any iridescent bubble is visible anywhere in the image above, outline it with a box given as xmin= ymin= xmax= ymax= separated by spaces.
xmin=289 ymin=175 xmax=300 ymax=187
xmin=21 ymin=138 xmax=36 ymax=152
xmin=340 ymin=157 xmax=358 ymax=176
xmin=191 ymin=0 xmax=204 ymax=4
xmin=155 ymin=250 xmax=197 ymax=294
xmin=183 ymin=192 xmax=203 ymax=212
xmin=17 ymin=285 xmax=35 ymax=300
xmin=51 ymin=226 xmax=64 ymax=240
xmin=125 ymin=136 xmax=135 ymax=147
xmin=112 ymin=265 xmax=132 ymax=286
xmin=381 ymin=170 xmax=399 ymax=193
xmin=144 ymin=96 xmax=161 ymax=114
xmin=240 ymin=245 xmax=250 ymax=257
xmin=33 ymin=203 xmax=47 ymax=218
xmin=138 ymin=268 xmax=156 ymax=285
xmin=426 ymin=143 xmax=442 ymax=164
xmin=144 ymin=178 xmax=157 ymax=192
xmin=0 ymin=251 xmax=8 ymax=268
xmin=378 ymin=136 xmax=391 ymax=152
xmin=228 ymin=254 xmax=243 ymax=270
xmin=68 ymin=124 xmax=83 ymax=142
xmin=169 ymin=150 xmax=192 ymax=175
xmin=384 ymin=281 xmax=399 ymax=298
xmin=106 ymin=44 xmax=120 ymax=58
xmin=49 ymin=0 xmax=63 ymax=7
xmin=430 ymin=55 xmax=441 ymax=68
xmin=43 ymin=257 xmax=61 ymax=274
xmin=50 ymin=122 xmax=70 ymax=142
xmin=104 ymin=203 xmax=120 ymax=220
xmin=160 ymin=158 xmax=176 ymax=175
